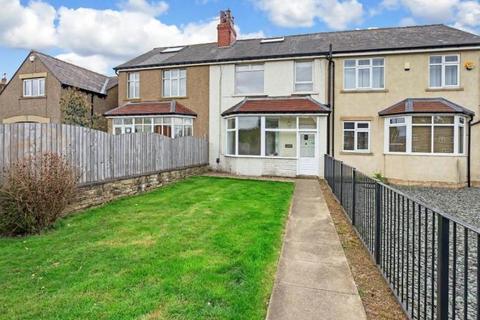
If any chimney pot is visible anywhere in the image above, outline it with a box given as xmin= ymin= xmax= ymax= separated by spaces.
xmin=217 ymin=9 xmax=236 ymax=48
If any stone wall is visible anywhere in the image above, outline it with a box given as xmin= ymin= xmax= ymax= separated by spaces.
xmin=67 ymin=165 xmax=208 ymax=213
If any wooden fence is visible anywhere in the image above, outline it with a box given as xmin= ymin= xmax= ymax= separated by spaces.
xmin=0 ymin=123 xmax=208 ymax=185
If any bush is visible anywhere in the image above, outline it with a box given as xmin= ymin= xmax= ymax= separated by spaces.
xmin=0 ymin=153 xmax=78 ymax=236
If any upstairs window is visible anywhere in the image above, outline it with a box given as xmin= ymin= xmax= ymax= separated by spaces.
xmin=163 ymin=69 xmax=186 ymax=97
xmin=127 ymin=72 xmax=140 ymax=99
xmin=23 ymin=78 xmax=45 ymax=97
xmin=344 ymin=58 xmax=384 ymax=90
xmin=294 ymin=61 xmax=313 ymax=92
xmin=235 ymin=64 xmax=264 ymax=95
xmin=429 ymin=55 xmax=459 ymax=88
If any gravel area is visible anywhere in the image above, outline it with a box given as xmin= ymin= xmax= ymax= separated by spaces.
xmin=396 ymin=186 xmax=480 ymax=229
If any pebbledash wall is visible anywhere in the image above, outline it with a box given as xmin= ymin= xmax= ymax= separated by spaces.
xmin=208 ymin=59 xmax=328 ymax=177
xmin=66 ymin=165 xmax=208 ymax=213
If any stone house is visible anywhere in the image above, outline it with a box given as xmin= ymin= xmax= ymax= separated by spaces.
xmin=0 ymin=50 xmax=118 ymax=125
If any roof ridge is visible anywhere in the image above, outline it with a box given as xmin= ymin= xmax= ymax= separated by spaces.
xmin=32 ymin=50 xmax=110 ymax=78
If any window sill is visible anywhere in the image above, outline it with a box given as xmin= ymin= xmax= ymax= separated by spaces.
xmin=124 ymin=98 xmax=141 ymax=102
xmin=425 ymin=87 xmax=464 ymax=92
xmin=341 ymin=89 xmax=388 ymax=94
xmin=162 ymin=96 xmax=188 ymax=99
xmin=232 ymin=93 xmax=268 ymax=98
xmin=292 ymin=91 xmax=319 ymax=96
xmin=224 ymin=154 xmax=297 ymax=160
xmin=340 ymin=151 xmax=373 ymax=156
xmin=20 ymin=96 xmax=46 ymax=100
xmin=384 ymin=152 xmax=466 ymax=157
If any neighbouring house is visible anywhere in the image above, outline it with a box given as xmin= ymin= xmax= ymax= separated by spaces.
xmin=115 ymin=9 xmax=480 ymax=187
xmin=0 ymin=50 xmax=118 ymax=125
xmin=0 ymin=74 xmax=7 ymax=94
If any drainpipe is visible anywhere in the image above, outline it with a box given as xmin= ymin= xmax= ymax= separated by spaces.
xmin=469 ymin=118 xmax=479 ymax=187
xmin=216 ymin=65 xmax=223 ymax=167
xmin=326 ymin=44 xmax=335 ymax=156
xmin=90 ymin=93 xmax=94 ymax=127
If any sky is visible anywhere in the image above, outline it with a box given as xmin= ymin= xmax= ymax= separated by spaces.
xmin=0 ymin=0 xmax=479 ymax=77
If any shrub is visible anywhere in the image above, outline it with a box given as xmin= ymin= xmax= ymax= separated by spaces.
xmin=0 ymin=153 xmax=78 ymax=236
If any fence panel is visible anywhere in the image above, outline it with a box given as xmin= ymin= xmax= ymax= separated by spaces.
xmin=324 ymin=154 xmax=480 ymax=320
xmin=0 ymin=123 xmax=208 ymax=185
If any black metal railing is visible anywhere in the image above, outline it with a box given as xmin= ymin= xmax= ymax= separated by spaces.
xmin=324 ymin=155 xmax=480 ymax=320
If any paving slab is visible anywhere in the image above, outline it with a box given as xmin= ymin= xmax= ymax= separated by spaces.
xmin=266 ymin=179 xmax=366 ymax=320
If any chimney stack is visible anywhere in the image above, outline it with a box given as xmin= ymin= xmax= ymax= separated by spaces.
xmin=0 ymin=73 xmax=7 ymax=93
xmin=217 ymin=9 xmax=236 ymax=48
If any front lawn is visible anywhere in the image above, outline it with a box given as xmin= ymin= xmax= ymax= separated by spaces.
xmin=0 ymin=176 xmax=294 ymax=320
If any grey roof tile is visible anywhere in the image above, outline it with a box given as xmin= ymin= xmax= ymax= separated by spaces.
xmin=115 ymin=25 xmax=480 ymax=70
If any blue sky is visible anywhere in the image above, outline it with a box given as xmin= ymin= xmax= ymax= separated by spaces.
xmin=0 ymin=0 xmax=478 ymax=77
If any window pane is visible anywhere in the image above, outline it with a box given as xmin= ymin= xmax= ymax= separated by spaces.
xmin=184 ymin=118 xmax=193 ymax=125
xmin=171 ymin=69 xmax=179 ymax=78
xmin=413 ymin=116 xmax=432 ymax=124
xmin=372 ymin=58 xmax=384 ymax=66
xmin=434 ymin=116 xmax=454 ymax=124
xmin=163 ymin=78 xmax=170 ymax=97
xmin=238 ymin=117 xmax=261 ymax=155
xmin=171 ymin=79 xmax=178 ymax=96
xmin=357 ymin=132 xmax=369 ymax=150
xmin=180 ymin=69 xmax=186 ymax=78
xmin=162 ymin=125 xmax=172 ymax=137
xmin=344 ymin=60 xmax=355 ymax=67
xmin=174 ymin=126 xmax=183 ymax=138
xmin=412 ymin=126 xmax=432 ymax=153
xmin=179 ymin=78 xmax=186 ymax=96
xmin=430 ymin=56 xmax=442 ymax=64
xmin=135 ymin=125 xmax=143 ymax=133
xmin=372 ymin=67 xmax=384 ymax=88
xmin=299 ymin=117 xmax=316 ymax=129
xmin=295 ymin=61 xmax=312 ymax=82
xmin=430 ymin=65 xmax=442 ymax=87
xmin=114 ymin=127 xmax=122 ymax=135
xmin=154 ymin=118 xmax=162 ymax=124
xmin=434 ymin=126 xmax=454 ymax=153
xmin=389 ymin=126 xmax=406 ymax=152
xmin=357 ymin=123 xmax=369 ymax=129
xmin=124 ymin=118 xmax=133 ymax=125
xmin=344 ymin=122 xmax=354 ymax=130
xmin=163 ymin=117 xmax=171 ymax=124
xmin=144 ymin=125 xmax=153 ymax=133
xmin=154 ymin=125 xmax=162 ymax=134
xmin=358 ymin=68 xmax=370 ymax=87
xmin=266 ymin=116 xmax=296 ymax=129
xmin=445 ymin=65 xmax=458 ymax=86
xmin=343 ymin=131 xmax=354 ymax=151
xmin=445 ymin=55 xmax=458 ymax=62
xmin=459 ymin=126 xmax=464 ymax=154
xmin=265 ymin=131 xmax=296 ymax=157
xmin=32 ymin=79 xmax=38 ymax=96
xmin=38 ymin=79 xmax=45 ymax=96
xmin=163 ymin=70 xmax=170 ymax=79
xmin=184 ymin=125 xmax=192 ymax=137
xmin=295 ymin=83 xmax=313 ymax=92
xmin=227 ymin=131 xmax=236 ymax=154
xmin=227 ymin=118 xmax=236 ymax=129
xmin=24 ymin=80 xmax=31 ymax=96
xmin=235 ymin=69 xmax=264 ymax=94
xmin=344 ymin=68 xmax=356 ymax=89
xmin=390 ymin=117 xmax=405 ymax=124
xmin=358 ymin=59 xmax=370 ymax=66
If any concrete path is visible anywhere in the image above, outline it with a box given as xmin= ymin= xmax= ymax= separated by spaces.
xmin=266 ymin=179 xmax=367 ymax=320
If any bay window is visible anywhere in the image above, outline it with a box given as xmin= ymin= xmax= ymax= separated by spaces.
xmin=343 ymin=121 xmax=370 ymax=152
xmin=385 ymin=115 xmax=466 ymax=155
xmin=429 ymin=55 xmax=459 ymax=88
xmin=112 ymin=116 xmax=193 ymax=137
xmin=163 ymin=69 xmax=186 ymax=97
xmin=127 ymin=72 xmax=140 ymax=99
xmin=235 ymin=64 xmax=264 ymax=95
xmin=23 ymin=78 xmax=45 ymax=97
xmin=294 ymin=61 xmax=313 ymax=92
xmin=226 ymin=115 xmax=319 ymax=158
xmin=344 ymin=58 xmax=384 ymax=90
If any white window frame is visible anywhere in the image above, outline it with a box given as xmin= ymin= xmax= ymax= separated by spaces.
xmin=294 ymin=60 xmax=314 ymax=93
xmin=112 ymin=116 xmax=193 ymax=137
xmin=23 ymin=78 xmax=45 ymax=97
xmin=343 ymin=58 xmax=385 ymax=90
xmin=342 ymin=121 xmax=371 ymax=153
xmin=234 ymin=63 xmax=265 ymax=95
xmin=428 ymin=54 xmax=460 ymax=88
xmin=384 ymin=114 xmax=466 ymax=156
xmin=127 ymin=72 xmax=140 ymax=99
xmin=162 ymin=69 xmax=187 ymax=97
xmin=225 ymin=115 xmax=320 ymax=159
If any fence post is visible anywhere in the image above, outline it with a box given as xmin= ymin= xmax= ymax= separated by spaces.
xmin=374 ymin=182 xmax=382 ymax=264
xmin=436 ymin=215 xmax=449 ymax=320
xmin=340 ymin=161 xmax=343 ymax=205
xmin=352 ymin=168 xmax=356 ymax=226
xmin=332 ymin=158 xmax=336 ymax=194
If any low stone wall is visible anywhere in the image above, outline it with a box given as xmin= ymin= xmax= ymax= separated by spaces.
xmin=67 ymin=165 xmax=208 ymax=213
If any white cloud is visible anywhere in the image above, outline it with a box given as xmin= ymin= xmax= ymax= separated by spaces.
xmin=0 ymin=1 xmax=264 ymax=75
xmin=400 ymin=0 xmax=459 ymax=21
xmin=255 ymin=0 xmax=363 ymax=30
xmin=399 ymin=16 xmax=416 ymax=26
xmin=118 ymin=0 xmax=169 ymax=16
xmin=0 ymin=0 xmax=57 ymax=49
xmin=454 ymin=1 xmax=480 ymax=31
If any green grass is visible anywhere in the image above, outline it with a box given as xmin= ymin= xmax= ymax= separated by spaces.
xmin=0 ymin=176 xmax=294 ymax=320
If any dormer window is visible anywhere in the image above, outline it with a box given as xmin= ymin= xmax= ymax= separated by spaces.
xmin=23 ymin=78 xmax=45 ymax=97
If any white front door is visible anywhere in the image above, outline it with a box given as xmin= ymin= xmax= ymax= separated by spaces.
xmin=298 ymin=132 xmax=318 ymax=175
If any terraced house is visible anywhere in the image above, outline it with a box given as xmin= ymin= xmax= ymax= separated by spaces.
xmin=113 ymin=10 xmax=480 ymax=187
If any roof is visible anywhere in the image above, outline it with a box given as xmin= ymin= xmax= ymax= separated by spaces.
xmin=34 ymin=51 xmax=117 ymax=95
xmin=221 ymin=97 xmax=330 ymax=116
xmin=104 ymin=101 xmax=197 ymax=117
xmin=116 ymin=24 xmax=480 ymax=70
xmin=378 ymin=98 xmax=475 ymax=117
xmin=106 ymin=76 xmax=118 ymax=91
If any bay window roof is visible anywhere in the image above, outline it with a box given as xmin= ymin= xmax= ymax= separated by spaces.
xmin=379 ymin=98 xmax=474 ymax=117
xmin=104 ymin=101 xmax=197 ymax=117
xmin=221 ymin=97 xmax=330 ymax=116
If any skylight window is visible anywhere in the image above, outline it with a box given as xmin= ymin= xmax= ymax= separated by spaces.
xmin=161 ymin=47 xmax=185 ymax=53
xmin=260 ymin=37 xmax=285 ymax=44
